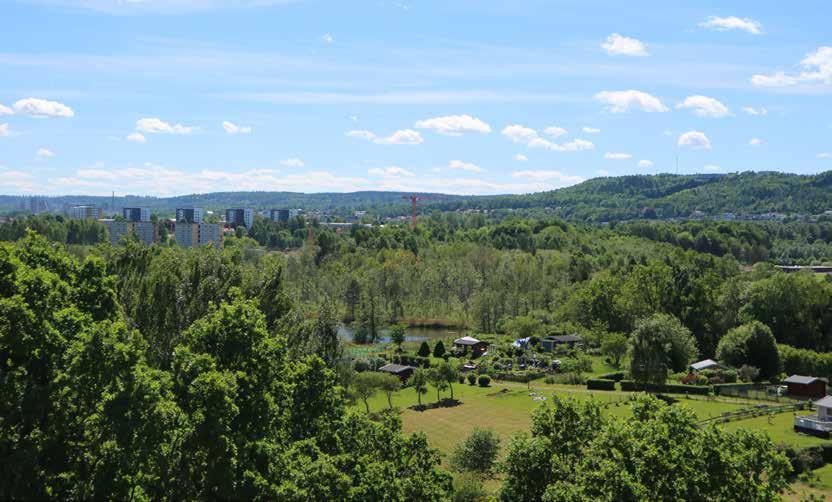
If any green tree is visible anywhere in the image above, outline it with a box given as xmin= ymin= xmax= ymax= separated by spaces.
xmin=628 ymin=313 xmax=698 ymax=386
xmin=435 ymin=360 xmax=459 ymax=400
xmin=600 ymin=332 xmax=628 ymax=368
xmin=716 ymin=321 xmax=780 ymax=379
xmin=433 ymin=339 xmax=446 ymax=358
xmin=451 ymin=428 xmax=501 ymax=475
xmin=389 ymin=323 xmax=407 ymax=350
xmin=378 ymin=373 xmax=401 ymax=409
xmin=352 ymin=371 xmax=387 ymax=413
xmin=412 ymin=368 xmax=429 ymax=408
xmin=428 ymin=367 xmax=449 ymax=403
xmin=417 ymin=340 xmax=431 ymax=357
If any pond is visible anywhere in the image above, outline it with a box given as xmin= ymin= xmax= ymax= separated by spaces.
xmin=337 ymin=325 xmax=463 ymax=344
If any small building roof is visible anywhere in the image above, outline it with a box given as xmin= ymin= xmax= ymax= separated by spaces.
xmin=815 ymin=396 xmax=832 ymax=408
xmin=785 ymin=375 xmax=822 ymax=385
xmin=454 ymin=336 xmax=484 ymax=346
xmin=691 ymin=359 xmax=721 ymax=371
xmin=379 ymin=364 xmax=415 ymax=375
xmin=544 ymin=334 xmax=582 ymax=343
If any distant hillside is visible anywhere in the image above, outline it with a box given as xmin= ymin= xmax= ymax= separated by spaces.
xmin=4 ymin=171 xmax=832 ymax=222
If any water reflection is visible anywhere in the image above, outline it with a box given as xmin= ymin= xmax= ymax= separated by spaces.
xmin=337 ymin=325 xmax=461 ymax=343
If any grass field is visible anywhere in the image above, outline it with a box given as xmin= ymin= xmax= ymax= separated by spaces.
xmin=722 ymin=410 xmax=831 ymax=449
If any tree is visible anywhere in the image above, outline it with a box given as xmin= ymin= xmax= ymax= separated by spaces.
xmin=738 ymin=364 xmax=760 ymax=383
xmin=559 ymin=354 xmax=593 ymax=384
xmin=417 ymin=340 xmax=432 ymax=357
xmin=451 ymin=428 xmax=501 ymax=475
xmin=600 ymin=332 xmax=628 ymax=368
xmin=501 ymin=315 xmax=543 ymax=339
xmin=344 ymin=277 xmax=361 ymax=322
xmin=716 ymin=321 xmax=780 ymax=379
xmin=412 ymin=369 xmax=429 ymax=408
xmin=428 ymin=367 xmax=448 ymax=403
xmin=389 ymin=323 xmax=407 ymax=350
xmin=629 ymin=313 xmax=698 ymax=386
xmin=435 ymin=360 xmax=459 ymax=400
xmin=433 ymin=340 xmax=446 ymax=358
xmin=378 ymin=373 xmax=401 ymax=409
xmin=352 ymin=371 xmax=387 ymax=413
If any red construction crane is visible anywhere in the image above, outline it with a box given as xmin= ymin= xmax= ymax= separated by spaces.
xmin=402 ymin=194 xmax=430 ymax=229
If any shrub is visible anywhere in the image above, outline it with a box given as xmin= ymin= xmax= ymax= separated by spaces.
xmin=433 ymin=340 xmax=446 ymax=358
xmin=392 ymin=355 xmax=400 ymax=364
xmin=354 ymin=359 xmax=369 ymax=372
xmin=597 ymin=371 xmax=625 ymax=382
xmin=417 ymin=341 xmax=431 ymax=358
xmin=467 ymin=373 xmax=477 ymax=385
xmin=619 ymin=380 xmax=710 ymax=395
xmin=478 ymin=375 xmax=491 ymax=387
xmin=458 ymin=375 xmax=465 ymax=384
xmin=739 ymin=365 xmax=760 ymax=383
xmin=451 ymin=428 xmax=501 ymax=474
xmin=586 ymin=379 xmax=616 ymax=391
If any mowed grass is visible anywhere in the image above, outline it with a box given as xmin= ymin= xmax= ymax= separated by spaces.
xmin=722 ymin=410 xmax=832 ymax=449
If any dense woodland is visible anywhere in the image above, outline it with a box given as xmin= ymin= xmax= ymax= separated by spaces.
xmin=3 ymin=203 xmax=832 ymax=498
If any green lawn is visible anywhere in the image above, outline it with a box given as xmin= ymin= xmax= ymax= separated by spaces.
xmin=722 ymin=410 xmax=832 ymax=449
xmin=786 ymin=463 xmax=832 ymax=501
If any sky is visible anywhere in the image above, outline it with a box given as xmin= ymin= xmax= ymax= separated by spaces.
xmin=0 ymin=0 xmax=830 ymax=196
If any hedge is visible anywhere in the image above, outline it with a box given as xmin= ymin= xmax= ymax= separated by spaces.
xmin=586 ymin=379 xmax=616 ymax=391
xmin=712 ymin=383 xmax=765 ymax=395
xmin=597 ymin=371 xmax=626 ymax=382
xmin=619 ymin=380 xmax=711 ymax=395
xmin=493 ymin=371 xmax=545 ymax=383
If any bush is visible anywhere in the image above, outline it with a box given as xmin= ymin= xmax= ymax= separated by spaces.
xmin=597 ymin=371 xmax=625 ymax=382
xmin=586 ymin=379 xmax=616 ymax=391
xmin=451 ymin=428 xmax=501 ymax=474
xmin=417 ymin=341 xmax=431 ymax=358
xmin=739 ymin=365 xmax=761 ymax=383
xmin=458 ymin=375 xmax=465 ymax=384
xmin=452 ymin=472 xmax=488 ymax=502
xmin=467 ymin=373 xmax=477 ymax=385
xmin=433 ymin=340 xmax=446 ymax=358
xmin=354 ymin=359 xmax=369 ymax=372
xmin=620 ymin=380 xmax=710 ymax=395
xmin=391 ymin=355 xmax=400 ymax=364
xmin=478 ymin=375 xmax=491 ymax=387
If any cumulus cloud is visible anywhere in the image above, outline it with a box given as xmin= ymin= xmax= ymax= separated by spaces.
xmin=501 ymin=124 xmax=594 ymax=152
xmin=742 ymin=106 xmax=768 ymax=116
xmin=678 ymin=130 xmax=712 ymax=149
xmin=543 ymin=126 xmax=568 ymax=138
xmin=604 ymin=152 xmax=632 ymax=160
xmin=280 ymin=158 xmax=304 ymax=168
xmin=638 ymin=159 xmax=654 ymax=168
xmin=322 ymin=33 xmax=334 ymax=44
xmin=447 ymin=160 xmax=484 ymax=173
xmin=0 ymin=168 xmax=36 ymax=192
xmin=0 ymin=104 xmax=12 ymax=116
xmin=582 ymin=126 xmax=601 ymax=134
xmin=601 ymin=33 xmax=649 ymax=56
xmin=752 ymin=46 xmax=832 ymax=88
xmin=594 ymin=90 xmax=669 ymax=113
xmin=749 ymin=137 xmax=763 ymax=146
xmin=0 ymin=124 xmax=8 ymax=137
xmin=676 ymin=95 xmax=731 ymax=118
xmin=512 ymin=170 xmax=585 ymax=185
xmin=13 ymin=98 xmax=74 ymax=118
xmin=37 ymin=148 xmax=56 ymax=158
xmin=368 ymin=166 xmax=415 ymax=177
xmin=347 ymin=129 xmax=424 ymax=145
xmin=514 ymin=154 xmax=528 ymax=161
xmin=127 ymin=133 xmax=146 ymax=143
xmin=136 ymin=118 xmax=195 ymax=135
xmin=222 ymin=121 xmax=252 ymax=135
xmin=703 ymin=164 xmax=724 ymax=172
xmin=699 ymin=16 xmax=762 ymax=35
xmin=413 ymin=114 xmax=491 ymax=136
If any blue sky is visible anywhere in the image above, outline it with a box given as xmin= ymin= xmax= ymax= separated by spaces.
xmin=0 ymin=0 xmax=830 ymax=196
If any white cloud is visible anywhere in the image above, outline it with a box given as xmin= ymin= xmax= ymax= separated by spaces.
xmin=543 ymin=126 xmax=568 ymax=138
xmin=447 ymin=160 xmax=484 ymax=173
xmin=280 ymin=158 xmax=304 ymax=168
xmin=512 ymin=170 xmax=585 ymax=185
xmin=127 ymin=132 xmax=146 ymax=143
xmin=703 ymin=164 xmax=724 ymax=172
xmin=749 ymin=137 xmax=762 ymax=146
xmin=322 ymin=33 xmax=334 ymax=44
xmin=13 ymin=98 xmax=74 ymax=118
xmin=678 ymin=130 xmax=712 ymax=149
xmin=676 ymin=95 xmax=731 ymax=118
xmin=751 ymin=46 xmax=832 ymax=88
xmin=36 ymin=148 xmax=56 ymax=158
xmin=582 ymin=126 xmax=601 ymax=134
xmin=222 ymin=121 xmax=252 ymax=135
xmin=0 ymin=104 xmax=12 ymax=115
xmin=413 ymin=114 xmax=491 ymax=136
xmin=598 ymin=169 xmax=610 ymax=176
xmin=0 ymin=123 xmax=8 ymax=137
xmin=604 ymin=152 xmax=632 ymax=160
xmin=136 ymin=117 xmax=195 ymax=135
xmin=368 ymin=166 xmax=415 ymax=177
xmin=638 ymin=159 xmax=654 ymax=168
xmin=742 ymin=106 xmax=768 ymax=116
xmin=594 ymin=90 xmax=669 ymax=113
xmin=0 ymin=168 xmax=36 ymax=192
xmin=818 ymin=153 xmax=832 ymax=159
xmin=699 ymin=16 xmax=762 ymax=35
xmin=514 ymin=154 xmax=528 ymax=161
xmin=601 ymin=33 xmax=649 ymax=57
xmin=501 ymin=124 xmax=594 ymax=152
xmin=347 ymin=129 xmax=423 ymax=145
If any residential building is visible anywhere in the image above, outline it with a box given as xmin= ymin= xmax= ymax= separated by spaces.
xmin=453 ymin=336 xmax=489 ymax=358
xmin=540 ymin=334 xmax=583 ymax=352
xmin=175 ymin=222 xmax=222 ymax=248
xmin=176 ymin=207 xmax=203 ymax=223
xmin=102 ymin=219 xmax=157 ymax=245
xmin=29 ymin=197 xmax=49 ymax=215
xmin=794 ymin=396 xmax=832 ymax=438
xmin=269 ymin=208 xmax=300 ymax=223
xmin=378 ymin=363 xmax=416 ymax=382
xmin=226 ymin=208 xmax=254 ymax=228
xmin=123 ymin=207 xmax=151 ymax=222
xmin=690 ymin=359 xmax=725 ymax=372
xmin=784 ymin=375 xmax=828 ymax=399
xmin=69 ymin=205 xmax=103 ymax=220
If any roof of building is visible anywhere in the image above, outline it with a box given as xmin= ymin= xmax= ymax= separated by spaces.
xmin=691 ymin=359 xmax=721 ymax=371
xmin=544 ymin=334 xmax=582 ymax=343
xmin=454 ymin=336 xmax=484 ymax=346
xmin=785 ymin=375 xmax=822 ymax=385
xmin=815 ymin=396 xmax=832 ymax=408
xmin=378 ymin=364 xmax=415 ymax=374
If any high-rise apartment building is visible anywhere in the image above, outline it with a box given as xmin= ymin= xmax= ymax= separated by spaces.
xmin=123 ymin=207 xmax=151 ymax=222
xmin=269 ymin=208 xmax=298 ymax=223
xmin=69 ymin=205 xmax=103 ymax=220
xmin=102 ymin=220 xmax=157 ymax=245
xmin=176 ymin=207 xmax=203 ymax=223
xmin=226 ymin=208 xmax=254 ymax=228
xmin=175 ymin=222 xmax=222 ymax=248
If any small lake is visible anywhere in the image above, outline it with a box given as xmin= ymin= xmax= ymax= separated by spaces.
xmin=338 ymin=325 xmax=463 ymax=343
